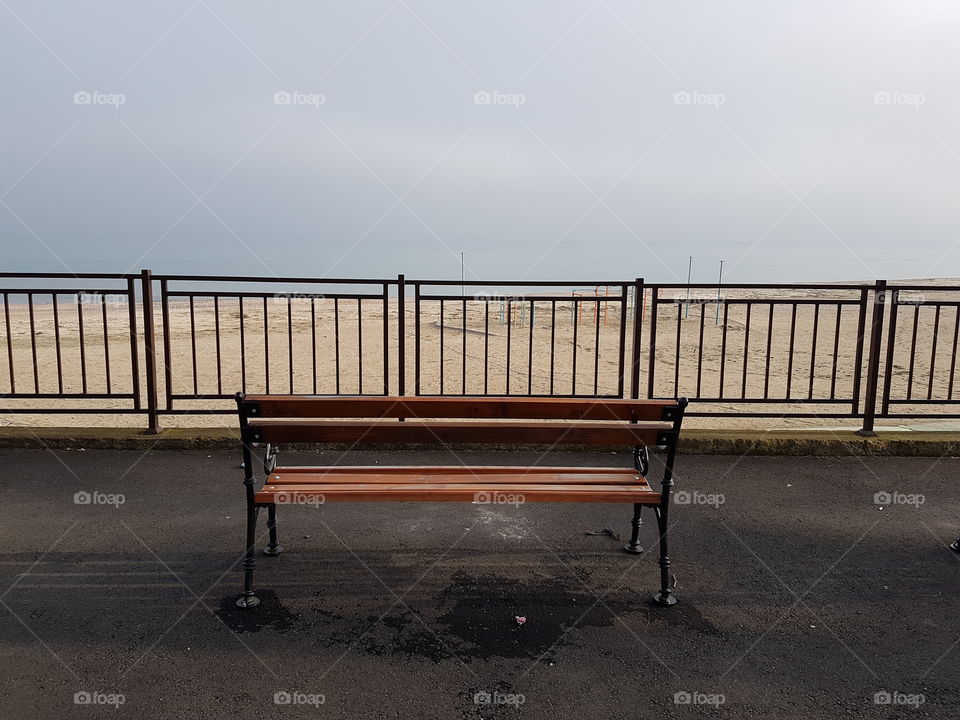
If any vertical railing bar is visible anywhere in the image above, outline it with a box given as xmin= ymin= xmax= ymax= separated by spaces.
xmin=53 ymin=293 xmax=64 ymax=395
xmin=239 ymin=297 xmax=247 ymax=393
xmin=879 ymin=288 xmax=898 ymax=417
xmin=616 ymin=283 xmax=628 ymax=399
xmin=483 ymin=299 xmax=489 ymax=396
xmin=78 ymin=294 xmax=88 ymax=395
xmin=357 ymin=298 xmax=363 ymax=394
xmin=464 ymin=297 xmax=469 ymax=396
xmin=593 ymin=299 xmax=601 ymax=395
xmin=647 ymin=290 xmax=659 ymax=399
xmin=808 ymin=303 xmax=820 ymax=400
xmin=859 ymin=280 xmax=887 ymax=432
xmin=550 ymin=300 xmax=557 ymax=396
xmin=160 ymin=279 xmax=171 ymax=409
xmin=785 ymin=304 xmax=797 ymax=399
xmin=28 ymin=294 xmax=39 ymax=393
xmin=213 ymin=296 xmax=222 ymax=396
xmin=287 ymin=295 xmax=294 ymax=394
xmin=263 ymin=296 xmax=270 ymax=394
xmin=673 ymin=302 xmax=681 ymax=397
xmin=3 ymin=293 xmax=13 ymax=394
xmin=695 ymin=301 xmax=705 ymax=398
xmin=571 ymin=299 xmax=578 ymax=395
xmin=628 ymin=280 xmax=643 ymax=399
xmin=906 ymin=304 xmax=919 ymax=400
xmin=310 ymin=297 xmax=317 ymax=395
xmin=440 ymin=299 xmax=445 ymax=394
xmin=414 ymin=285 xmax=420 ymax=396
xmin=100 ymin=293 xmax=112 ymax=395
xmin=741 ymin=303 xmax=751 ymax=399
xmin=718 ymin=302 xmax=729 ymax=398
xmin=949 ymin=307 xmax=960 ymax=400
xmin=397 ymin=275 xmax=406 ymax=397
xmin=384 ymin=283 xmax=391 ymax=396
xmin=189 ymin=296 xmax=198 ymax=396
xmin=506 ymin=300 xmax=512 ymax=394
xmin=763 ymin=303 xmax=774 ymax=399
xmin=829 ymin=303 xmax=842 ymax=400
xmin=140 ymin=270 xmax=159 ymax=432
xmin=334 ymin=297 xmax=341 ymax=394
xmin=927 ymin=304 xmax=941 ymax=401
xmin=529 ymin=299 xmax=535 ymax=396
xmin=851 ymin=288 xmax=869 ymax=411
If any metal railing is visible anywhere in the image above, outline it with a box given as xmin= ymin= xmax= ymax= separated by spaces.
xmin=0 ymin=271 xmax=957 ymax=433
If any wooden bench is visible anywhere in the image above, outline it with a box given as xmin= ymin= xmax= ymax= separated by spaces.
xmin=234 ymin=394 xmax=688 ymax=609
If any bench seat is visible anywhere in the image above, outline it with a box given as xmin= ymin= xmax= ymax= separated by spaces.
xmin=255 ymin=465 xmax=660 ymax=503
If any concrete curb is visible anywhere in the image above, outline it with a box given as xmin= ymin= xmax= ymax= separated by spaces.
xmin=1 ymin=427 xmax=959 ymax=456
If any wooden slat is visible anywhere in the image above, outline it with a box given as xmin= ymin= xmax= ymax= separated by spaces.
xmin=246 ymin=420 xmax=671 ymax=446
xmin=272 ymin=465 xmax=640 ymax=477
xmin=255 ymin=482 xmax=660 ymax=504
xmin=267 ymin=469 xmax=647 ymax=485
xmin=241 ymin=395 xmax=679 ymax=421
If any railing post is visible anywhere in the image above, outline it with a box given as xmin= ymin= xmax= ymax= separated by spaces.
xmin=140 ymin=269 xmax=160 ymax=434
xmin=646 ymin=286 xmax=659 ymax=399
xmin=397 ymin=274 xmax=405 ymax=396
xmin=858 ymin=279 xmax=886 ymax=436
xmin=630 ymin=278 xmax=644 ymax=399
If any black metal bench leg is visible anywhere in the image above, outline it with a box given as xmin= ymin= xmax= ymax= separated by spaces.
xmin=263 ymin=504 xmax=284 ymax=556
xmin=623 ymin=503 xmax=644 ymax=554
xmin=652 ymin=506 xmax=676 ymax=606
xmin=236 ymin=487 xmax=261 ymax=609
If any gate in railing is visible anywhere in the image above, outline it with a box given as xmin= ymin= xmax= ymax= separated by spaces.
xmin=0 ymin=271 xmax=958 ymax=434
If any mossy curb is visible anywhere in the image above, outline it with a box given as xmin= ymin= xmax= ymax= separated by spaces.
xmin=1 ymin=427 xmax=959 ymax=457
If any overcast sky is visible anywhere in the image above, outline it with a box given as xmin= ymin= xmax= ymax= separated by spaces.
xmin=2 ymin=1 xmax=959 ymax=284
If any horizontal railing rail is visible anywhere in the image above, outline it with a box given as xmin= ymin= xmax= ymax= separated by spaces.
xmin=1 ymin=271 xmax=958 ymax=433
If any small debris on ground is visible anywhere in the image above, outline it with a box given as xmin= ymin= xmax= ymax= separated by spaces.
xmin=584 ymin=528 xmax=621 ymax=541
xmin=515 ymin=616 xmax=526 ymax=626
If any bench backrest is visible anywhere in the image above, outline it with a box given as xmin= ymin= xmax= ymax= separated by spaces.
xmin=237 ymin=394 xmax=687 ymax=449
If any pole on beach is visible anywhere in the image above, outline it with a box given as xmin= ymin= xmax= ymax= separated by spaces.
xmin=685 ymin=256 xmax=692 ymax=319
xmin=716 ymin=259 xmax=724 ymax=325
